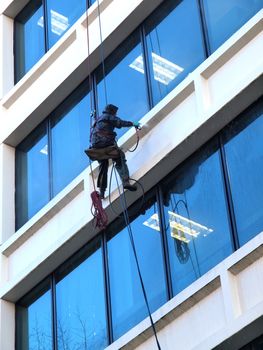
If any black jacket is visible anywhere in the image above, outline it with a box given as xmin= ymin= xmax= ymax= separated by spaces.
xmin=91 ymin=112 xmax=133 ymax=148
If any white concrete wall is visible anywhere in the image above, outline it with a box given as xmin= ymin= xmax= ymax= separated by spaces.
xmin=0 ymin=0 xmax=262 ymax=349
xmin=0 ymin=143 xmax=15 ymax=244
xmin=0 ymin=14 xmax=13 ymax=100
xmin=0 ymin=299 xmax=15 ymax=350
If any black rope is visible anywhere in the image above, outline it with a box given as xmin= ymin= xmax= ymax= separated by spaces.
xmin=113 ymin=166 xmax=162 ymax=350
xmin=86 ymin=3 xmax=160 ymax=347
xmin=85 ymin=0 xmax=97 ymax=191
xmin=108 ymin=159 xmax=145 ymax=218
xmin=127 ymin=128 xmax=140 ymax=152
xmin=97 ymin=0 xmax=108 ymax=107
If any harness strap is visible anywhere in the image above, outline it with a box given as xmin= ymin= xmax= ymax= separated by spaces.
xmin=85 ymin=145 xmax=120 ymax=161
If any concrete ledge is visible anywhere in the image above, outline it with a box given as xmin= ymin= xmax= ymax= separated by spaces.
xmin=201 ymin=10 xmax=263 ymax=79
xmin=106 ymin=273 xmax=221 ymax=350
xmin=81 ymin=0 xmax=114 ymax=28
xmin=230 ymin=244 xmax=263 ymax=275
xmin=0 ymin=0 xmax=30 ymax=18
xmin=2 ymin=29 xmax=77 ymax=109
xmin=0 ymin=178 xmax=84 ymax=257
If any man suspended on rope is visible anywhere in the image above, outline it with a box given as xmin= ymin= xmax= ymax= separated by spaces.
xmin=86 ymin=104 xmax=140 ymax=199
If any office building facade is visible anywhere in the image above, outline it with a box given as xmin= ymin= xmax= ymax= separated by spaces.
xmin=0 ymin=0 xmax=263 ymax=349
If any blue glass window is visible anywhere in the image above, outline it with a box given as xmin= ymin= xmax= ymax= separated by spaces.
xmin=51 ymin=83 xmax=90 ymax=195
xmin=96 ymin=30 xmax=149 ymax=139
xmin=14 ymin=0 xmax=93 ymax=82
xmin=16 ymin=279 xmax=52 ymax=350
xmin=16 ymin=123 xmax=49 ymax=229
xmin=144 ymin=0 xmax=205 ymax=105
xmin=223 ymin=99 xmax=263 ymax=246
xmin=107 ymin=196 xmax=167 ymax=340
xmin=14 ymin=0 xmax=45 ymax=82
xmin=55 ymin=237 xmax=108 ymax=350
xmin=203 ymin=0 xmax=263 ymax=53
xmin=46 ymin=0 xmax=86 ymax=48
xmin=162 ymin=141 xmax=232 ymax=295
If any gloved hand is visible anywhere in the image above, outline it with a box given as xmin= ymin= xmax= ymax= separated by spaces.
xmin=133 ymin=121 xmax=141 ymax=129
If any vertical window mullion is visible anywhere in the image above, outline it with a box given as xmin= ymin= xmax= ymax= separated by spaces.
xmin=140 ymin=25 xmax=154 ymax=110
xmin=156 ymin=186 xmax=173 ymax=301
xmin=51 ymin=274 xmax=58 ymax=350
xmin=91 ymin=73 xmax=98 ymax=117
xmin=43 ymin=0 xmax=49 ymax=52
xmin=101 ymin=232 xmax=114 ymax=345
xmin=218 ymin=134 xmax=240 ymax=250
xmin=47 ymin=119 xmax=53 ymax=200
xmin=197 ymin=0 xmax=210 ymax=57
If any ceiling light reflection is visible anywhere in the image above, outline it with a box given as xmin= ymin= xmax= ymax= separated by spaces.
xmin=40 ymin=144 xmax=48 ymax=155
xmin=129 ymin=53 xmax=184 ymax=85
xmin=38 ymin=10 xmax=69 ymax=36
xmin=143 ymin=211 xmax=213 ymax=243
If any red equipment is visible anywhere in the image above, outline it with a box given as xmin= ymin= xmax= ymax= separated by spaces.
xmin=90 ymin=191 xmax=108 ymax=229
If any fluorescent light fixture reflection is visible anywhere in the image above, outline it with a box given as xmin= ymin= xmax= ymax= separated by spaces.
xmin=170 ymin=227 xmax=190 ymax=243
xmin=143 ymin=213 xmax=160 ymax=232
xmin=40 ymin=144 xmax=48 ymax=155
xmin=38 ymin=10 xmax=69 ymax=36
xmin=129 ymin=53 xmax=183 ymax=85
xmin=168 ymin=211 xmax=213 ymax=234
xmin=143 ymin=211 xmax=213 ymax=243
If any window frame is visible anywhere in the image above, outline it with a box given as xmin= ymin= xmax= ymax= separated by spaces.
xmin=14 ymin=0 xmax=95 ymax=83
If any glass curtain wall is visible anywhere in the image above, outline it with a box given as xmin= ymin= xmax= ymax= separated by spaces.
xmin=106 ymin=194 xmax=167 ymax=339
xmin=14 ymin=0 xmax=45 ymax=82
xmin=144 ymin=0 xmax=206 ymax=105
xmin=14 ymin=0 xmax=91 ymax=82
xmin=16 ymin=279 xmax=52 ymax=350
xmin=16 ymin=123 xmax=50 ymax=229
xmin=222 ymin=98 xmax=263 ymax=246
xmin=55 ymin=236 xmax=107 ymax=350
xmin=14 ymin=0 xmax=262 ymax=81
xmin=15 ymin=0 xmax=263 ymax=228
xmin=202 ymin=0 xmax=263 ymax=53
xmin=15 ymin=82 xmax=91 ymax=229
xmin=95 ymin=29 xmax=149 ymax=139
xmin=46 ymin=0 xmax=86 ymax=47
xmin=15 ymin=98 xmax=263 ymax=348
xmin=161 ymin=140 xmax=233 ymax=295
xmin=50 ymin=82 xmax=91 ymax=196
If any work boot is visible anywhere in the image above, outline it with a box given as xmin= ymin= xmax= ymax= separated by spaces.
xmin=99 ymin=189 xmax=105 ymax=199
xmin=123 ymin=180 xmax=137 ymax=192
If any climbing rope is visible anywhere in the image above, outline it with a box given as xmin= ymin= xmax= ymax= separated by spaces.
xmin=108 ymin=162 xmax=145 ymax=218
xmin=113 ymin=166 xmax=162 ymax=350
xmin=85 ymin=3 xmax=161 ymax=348
xmin=97 ymin=0 xmax=108 ymax=106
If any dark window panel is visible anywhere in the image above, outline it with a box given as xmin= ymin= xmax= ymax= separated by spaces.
xmin=14 ymin=0 xmax=45 ymax=82
xmin=16 ymin=279 xmax=52 ymax=350
xmin=203 ymin=0 xmax=263 ymax=53
xmin=162 ymin=140 xmax=232 ymax=295
xmin=96 ymin=29 xmax=149 ymax=140
xmin=55 ymin=236 xmax=108 ymax=350
xmin=144 ymin=0 xmax=205 ymax=105
xmin=16 ymin=122 xmax=49 ymax=229
xmin=106 ymin=194 xmax=167 ymax=340
xmin=222 ymin=98 xmax=263 ymax=246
